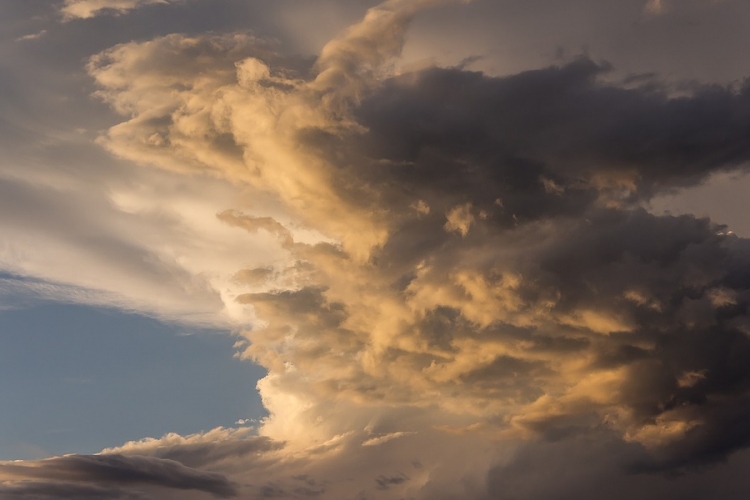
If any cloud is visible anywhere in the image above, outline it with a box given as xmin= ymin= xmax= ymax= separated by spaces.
xmin=0 ymin=481 xmax=142 ymax=499
xmin=100 ymin=427 xmax=283 ymax=469
xmin=0 ymin=454 xmax=237 ymax=498
xmin=362 ymin=431 xmax=416 ymax=447
xmin=60 ymin=0 xmax=181 ymax=20
xmin=54 ymin=423 xmax=502 ymax=499
xmin=356 ymin=60 xmax=750 ymax=208
xmin=6 ymin=0 xmax=750 ymax=497
xmin=78 ymin=0 xmax=750 ymax=476
xmin=643 ymin=0 xmax=727 ymax=17
xmin=14 ymin=30 xmax=46 ymax=42
xmin=0 ymin=168 xmax=285 ymax=327
xmin=485 ymin=429 xmax=750 ymax=500
xmin=644 ymin=0 xmax=668 ymax=15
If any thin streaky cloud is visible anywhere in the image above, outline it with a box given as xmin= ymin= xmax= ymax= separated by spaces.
xmin=59 ymin=0 xmax=180 ymax=20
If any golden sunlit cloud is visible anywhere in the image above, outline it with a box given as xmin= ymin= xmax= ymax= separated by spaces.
xmin=4 ymin=0 xmax=750 ymax=498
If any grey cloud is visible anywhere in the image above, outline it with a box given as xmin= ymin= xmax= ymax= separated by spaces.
xmin=237 ymin=208 xmax=750 ymax=469
xmin=232 ymin=267 xmax=275 ymax=286
xmin=290 ymin=475 xmax=326 ymax=497
xmin=402 ymin=0 xmax=750 ymax=84
xmin=0 ymin=454 xmax=237 ymax=498
xmin=375 ymin=473 xmax=409 ymax=490
xmin=464 ymin=209 xmax=750 ymax=466
xmin=0 ymin=481 xmax=142 ymax=499
xmin=376 ymin=205 xmax=750 ymax=469
xmin=350 ymin=60 xmax=750 ymax=221
xmin=224 ymin=55 xmax=750 ymax=471
xmin=0 ymin=173 xmax=229 ymax=323
xmin=239 ymin=288 xmax=348 ymax=329
xmin=484 ymin=430 xmax=750 ymax=500
xmin=110 ymin=436 xmax=283 ymax=469
xmin=218 ymin=211 xmax=295 ymax=248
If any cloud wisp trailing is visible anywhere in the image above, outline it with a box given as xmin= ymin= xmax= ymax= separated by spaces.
xmin=5 ymin=0 xmax=750 ymax=498
xmin=59 ymin=0 xmax=182 ymax=20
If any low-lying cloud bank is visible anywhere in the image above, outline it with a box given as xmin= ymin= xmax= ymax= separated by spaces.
xmin=7 ymin=0 xmax=750 ymax=498
xmin=0 ymin=453 xmax=237 ymax=498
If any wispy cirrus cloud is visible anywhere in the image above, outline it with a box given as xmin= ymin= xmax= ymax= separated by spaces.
xmin=15 ymin=30 xmax=47 ymax=42
xmin=60 ymin=0 xmax=181 ymax=20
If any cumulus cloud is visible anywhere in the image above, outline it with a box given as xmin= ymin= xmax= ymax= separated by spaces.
xmin=6 ymin=0 xmax=750 ymax=497
xmin=80 ymin=0 xmax=750 ymax=473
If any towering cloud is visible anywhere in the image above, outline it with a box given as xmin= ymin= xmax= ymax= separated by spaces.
xmin=4 ymin=0 xmax=750 ymax=498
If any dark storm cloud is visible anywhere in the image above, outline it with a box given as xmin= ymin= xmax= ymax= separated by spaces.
xmin=498 ymin=210 xmax=750 ymax=467
xmin=349 ymin=59 xmax=750 ymax=221
xmin=302 ymin=57 xmax=750 ymax=469
xmin=0 ymin=454 xmax=237 ymax=498
xmin=485 ymin=430 xmax=750 ymax=500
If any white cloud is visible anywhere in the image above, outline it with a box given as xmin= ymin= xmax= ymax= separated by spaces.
xmin=15 ymin=30 xmax=46 ymax=42
xmin=0 ymin=166 xmax=288 ymax=327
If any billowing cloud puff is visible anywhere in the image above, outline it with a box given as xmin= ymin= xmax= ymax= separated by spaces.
xmin=87 ymin=0 xmax=750 ymax=462
xmin=8 ymin=0 xmax=750 ymax=498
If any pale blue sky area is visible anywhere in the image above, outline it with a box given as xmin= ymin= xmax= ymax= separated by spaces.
xmin=0 ymin=302 xmax=266 ymax=460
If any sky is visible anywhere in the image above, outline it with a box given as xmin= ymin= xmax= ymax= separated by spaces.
xmin=1 ymin=0 xmax=750 ymax=499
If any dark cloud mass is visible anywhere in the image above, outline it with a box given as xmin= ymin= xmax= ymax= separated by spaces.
xmin=351 ymin=59 xmax=750 ymax=219
xmin=270 ymin=56 xmax=750 ymax=472
xmin=0 ymin=482 xmax=141 ymax=500
xmin=0 ymin=454 xmax=237 ymax=498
